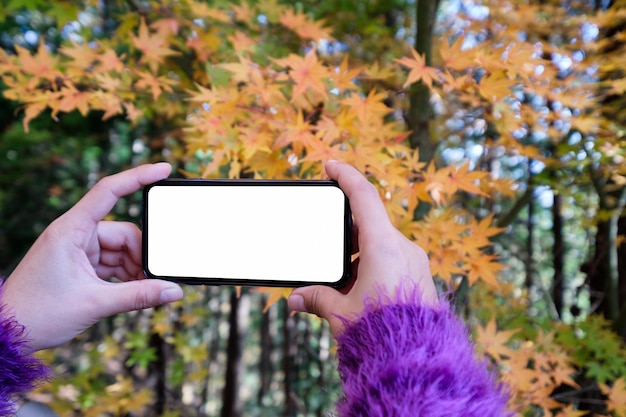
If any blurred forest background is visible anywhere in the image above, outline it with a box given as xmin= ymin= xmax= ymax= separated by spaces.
xmin=2 ymin=0 xmax=626 ymax=416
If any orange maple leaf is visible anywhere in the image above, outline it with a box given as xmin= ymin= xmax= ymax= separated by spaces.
xmin=396 ymin=49 xmax=439 ymax=89
xmin=475 ymin=318 xmax=517 ymax=359
xmin=97 ymin=48 xmax=125 ymax=73
xmin=277 ymin=52 xmax=329 ymax=100
xmin=466 ymin=254 xmax=506 ymax=288
xmin=447 ymin=163 xmax=489 ymax=197
xmin=279 ymin=9 xmax=333 ymax=41
xmin=274 ymin=51 xmax=329 ymax=102
xmin=341 ymin=89 xmax=391 ymax=125
xmin=131 ymin=18 xmax=179 ymax=73
xmin=600 ymin=377 xmax=626 ymax=417
xmin=134 ymin=71 xmax=176 ymax=101
xmin=15 ymin=42 xmax=61 ymax=85
xmin=57 ymin=82 xmax=91 ymax=116
xmin=467 ymin=214 xmax=506 ymax=248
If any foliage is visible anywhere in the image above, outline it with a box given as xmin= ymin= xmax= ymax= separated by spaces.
xmin=2 ymin=0 xmax=626 ymax=416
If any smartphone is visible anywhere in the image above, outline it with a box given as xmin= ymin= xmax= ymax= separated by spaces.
xmin=142 ymin=179 xmax=352 ymax=288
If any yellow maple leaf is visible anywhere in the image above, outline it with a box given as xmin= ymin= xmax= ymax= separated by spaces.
xmin=396 ymin=48 xmax=439 ymax=89
xmin=554 ymin=404 xmax=587 ymax=417
xmin=478 ymin=72 xmax=517 ymax=102
xmin=251 ymin=287 xmax=293 ymax=311
xmin=447 ymin=163 xmax=489 ymax=197
xmin=331 ymin=56 xmax=362 ymax=93
xmin=59 ymin=41 xmax=99 ymax=70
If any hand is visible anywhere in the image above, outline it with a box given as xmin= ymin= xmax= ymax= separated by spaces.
xmin=287 ymin=160 xmax=437 ymax=336
xmin=1 ymin=163 xmax=183 ymax=351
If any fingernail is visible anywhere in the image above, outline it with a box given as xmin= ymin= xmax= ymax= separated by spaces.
xmin=326 ymin=159 xmax=338 ymax=164
xmin=288 ymin=294 xmax=306 ymax=312
xmin=160 ymin=286 xmax=183 ymax=303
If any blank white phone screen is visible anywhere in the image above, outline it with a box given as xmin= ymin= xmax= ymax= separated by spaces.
xmin=146 ymin=184 xmax=347 ymax=283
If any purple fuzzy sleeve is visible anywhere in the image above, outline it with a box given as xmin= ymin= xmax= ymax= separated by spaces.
xmin=0 ymin=302 xmax=49 ymax=416
xmin=335 ymin=295 xmax=512 ymax=417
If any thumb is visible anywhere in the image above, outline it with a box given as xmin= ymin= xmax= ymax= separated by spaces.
xmin=288 ymin=285 xmax=344 ymax=321
xmin=96 ymin=280 xmax=183 ymax=317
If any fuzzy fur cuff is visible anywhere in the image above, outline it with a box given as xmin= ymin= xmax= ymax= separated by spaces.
xmin=336 ymin=291 xmax=512 ymax=417
xmin=0 ymin=298 xmax=49 ymax=416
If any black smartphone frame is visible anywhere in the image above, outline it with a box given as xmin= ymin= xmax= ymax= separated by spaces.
xmin=142 ymin=178 xmax=352 ymax=288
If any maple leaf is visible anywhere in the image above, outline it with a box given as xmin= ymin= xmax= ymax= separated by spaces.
xmin=429 ymin=246 xmax=465 ymax=281
xmin=274 ymin=110 xmax=317 ymax=152
xmin=189 ymin=2 xmax=230 ymax=22
xmin=279 ymin=9 xmax=334 ymax=41
xmin=134 ymin=70 xmax=176 ymax=101
xmin=447 ymin=163 xmax=489 ymax=197
xmin=600 ymin=377 xmax=626 ymax=417
xmin=231 ymin=2 xmax=255 ymax=22
xmin=228 ymin=31 xmax=257 ymax=54
xmin=362 ymin=61 xmax=397 ymax=81
xmin=97 ymin=48 xmax=125 ymax=73
xmin=15 ymin=42 xmax=60 ymax=85
xmin=150 ymin=18 xmax=180 ymax=36
xmin=467 ymin=214 xmax=506 ymax=248
xmin=124 ymin=102 xmax=143 ymax=123
xmin=251 ymin=287 xmax=293 ymax=311
xmin=478 ymin=72 xmax=517 ymax=102
xmin=341 ymin=89 xmax=391 ymax=125
xmin=331 ymin=56 xmax=362 ymax=93
xmin=439 ymin=36 xmax=477 ymax=71
xmin=466 ymin=254 xmax=506 ymax=287
xmin=396 ymin=49 xmax=439 ymax=89
xmin=95 ymin=73 xmax=121 ymax=92
xmin=57 ymin=82 xmax=91 ymax=116
xmin=554 ymin=404 xmax=587 ymax=417
xmin=22 ymin=102 xmax=47 ymax=133
xmin=59 ymin=41 xmax=99 ymax=71
xmin=475 ymin=318 xmax=517 ymax=359
xmin=131 ymin=18 xmax=180 ymax=73
xmin=274 ymin=51 xmax=329 ymax=102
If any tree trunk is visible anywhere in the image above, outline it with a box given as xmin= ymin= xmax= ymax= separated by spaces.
xmin=406 ymin=0 xmax=441 ymax=162
xmin=257 ymin=295 xmax=272 ymax=404
xmin=526 ymin=162 xmax=535 ymax=292
xmin=221 ymin=290 xmax=250 ymax=417
xmin=282 ymin=301 xmax=297 ymax=417
xmin=552 ymin=192 xmax=565 ymax=318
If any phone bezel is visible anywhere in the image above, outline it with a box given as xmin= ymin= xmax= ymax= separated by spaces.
xmin=142 ymin=178 xmax=352 ymax=288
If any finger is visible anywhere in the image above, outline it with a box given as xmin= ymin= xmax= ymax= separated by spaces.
xmin=98 ymin=221 xmax=142 ymax=265
xmin=97 ymin=250 xmax=142 ymax=280
xmin=72 ymin=163 xmax=172 ymax=223
xmin=95 ymin=263 xmax=143 ymax=281
xmin=93 ymin=279 xmax=183 ymax=318
xmin=288 ymin=285 xmax=344 ymax=319
xmin=350 ymin=223 xmax=359 ymax=254
xmin=324 ymin=160 xmax=391 ymax=241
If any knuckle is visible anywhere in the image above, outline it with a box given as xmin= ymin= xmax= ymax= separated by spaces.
xmin=133 ymin=291 xmax=155 ymax=310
